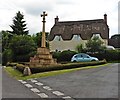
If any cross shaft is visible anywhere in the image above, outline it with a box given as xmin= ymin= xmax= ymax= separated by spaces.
xmin=41 ymin=11 xmax=47 ymax=48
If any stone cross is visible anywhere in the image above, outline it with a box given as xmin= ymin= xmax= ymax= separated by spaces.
xmin=41 ymin=11 xmax=47 ymax=48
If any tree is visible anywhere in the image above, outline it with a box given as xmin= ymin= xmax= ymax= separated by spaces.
xmin=1 ymin=30 xmax=13 ymax=65
xmin=75 ymin=44 xmax=84 ymax=53
xmin=9 ymin=35 xmax=37 ymax=62
xmin=10 ymin=11 xmax=29 ymax=35
xmin=86 ymin=36 xmax=105 ymax=53
xmin=2 ymin=49 xmax=13 ymax=65
xmin=1 ymin=31 xmax=13 ymax=51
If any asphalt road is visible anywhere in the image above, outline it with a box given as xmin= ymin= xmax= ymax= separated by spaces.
xmin=2 ymin=67 xmax=39 ymax=99
xmin=1 ymin=63 xmax=119 ymax=99
xmin=36 ymin=63 xmax=118 ymax=98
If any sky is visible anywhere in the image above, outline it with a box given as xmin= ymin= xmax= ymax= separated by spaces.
xmin=0 ymin=0 xmax=119 ymax=38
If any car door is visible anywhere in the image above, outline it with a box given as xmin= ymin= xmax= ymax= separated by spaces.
xmin=77 ymin=54 xmax=85 ymax=62
xmin=83 ymin=54 xmax=91 ymax=62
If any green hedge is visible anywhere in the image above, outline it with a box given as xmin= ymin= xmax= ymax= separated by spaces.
xmin=15 ymin=59 xmax=106 ymax=74
xmin=53 ymin=50 xmax=120 ymax=62
xmin=88 ymin=50 xmax=120 ymax=61
xmin=6 ymin=62 xmax=18 ymax=67
xmin=52 ymin=50 xmax=77 ymax=62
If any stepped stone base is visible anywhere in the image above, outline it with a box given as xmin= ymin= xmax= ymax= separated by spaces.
xmin=30 ymin=47 xmax=57 ymax=67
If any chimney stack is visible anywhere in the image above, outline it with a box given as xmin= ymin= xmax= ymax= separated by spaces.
xmin=55 ymin=16 xmax=59 ymax=24
xmin=104 ymin=14 xmax=107 ymax=24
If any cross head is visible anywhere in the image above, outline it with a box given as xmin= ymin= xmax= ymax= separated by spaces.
xmin=41 ymin=11 xmax=47 ymax=22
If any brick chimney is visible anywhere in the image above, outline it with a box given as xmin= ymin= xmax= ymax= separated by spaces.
xmin=55 ymin=16 xmax=59 ymax=24
xmin=104 ymin=14 xmax=107 ymax=24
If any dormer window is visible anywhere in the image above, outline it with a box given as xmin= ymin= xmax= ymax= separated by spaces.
xmin=92 ymin=33 xmax=101 ymax=39
xmin=54 ymin=35 xmax=61 ymax=41
xmin=73 ymin=35 xmax=80 ymax=40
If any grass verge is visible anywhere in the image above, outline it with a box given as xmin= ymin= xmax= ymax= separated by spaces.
xmin=5 ymin=63 xmax=108 ymax=80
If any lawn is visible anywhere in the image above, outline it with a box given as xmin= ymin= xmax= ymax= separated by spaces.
xmin=4 ymin=63 xmax=109 ymax=80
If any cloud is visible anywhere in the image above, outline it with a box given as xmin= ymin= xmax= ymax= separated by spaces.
xmin=0 ymin=0 xmax=119 ymax=37
xmin=3 ymin=0 xmax=56 ymax=16
xmin=55 ymin=0 xmax=75 ymax=5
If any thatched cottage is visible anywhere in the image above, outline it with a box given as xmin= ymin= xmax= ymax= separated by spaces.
xmin=48 ymin=14 xmax=109 ymax=52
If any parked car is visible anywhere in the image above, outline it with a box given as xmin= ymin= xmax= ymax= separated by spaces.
xmin=71 ymin=53 xmax=99 ymax=62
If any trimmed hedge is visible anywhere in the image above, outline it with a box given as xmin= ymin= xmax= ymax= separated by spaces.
xmin=15 ymin=59 xmax=107 ymax=74
xmin=6 ymin=62 xmax=18 ymax=67
xmin=88 ymin=50 xmax=120 ymax=61
xmin=53 ymin=50 xmax=120 ymax=62
xmin=52 ymin=50 xmax=77 ymax=62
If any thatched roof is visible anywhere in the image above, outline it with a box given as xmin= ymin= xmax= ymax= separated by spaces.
xmin=48 ymin=19 xmax=109 ymax=41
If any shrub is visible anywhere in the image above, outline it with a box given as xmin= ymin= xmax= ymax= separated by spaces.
xmin=52 ymin=51 xmax=61 ymax=62
xmin=52 ymin=50 xmax=77 ymax=62
xmin=75 ymin=44 xmax=85 ymax=53
xmin=29 ymin=60 xmax=106 ymax=74
xmin=88 ymin=50 xmax=120 ymax=61
xmin=6 ymin=62 xmax=18 ymax=67
xmin=2 ymin=49 xmax=13 ymax=65
xmin=16 ymin=63 xmax=26 ymax=72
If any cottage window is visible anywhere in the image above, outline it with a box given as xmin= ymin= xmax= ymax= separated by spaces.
xmin=92 ymin=33 xmax=102 ymax=39
xmin=55 ymin=36 xmax=61 ymax=41
xmin=73 ymin=35 xmax=80 ymax=40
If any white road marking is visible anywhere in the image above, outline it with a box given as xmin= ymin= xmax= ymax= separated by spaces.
xmin=3 ymin=66 xmax=6 ymax=68
xmin=62 ymin=96 xmax=72 ymax=98
xmin=18 ymin=79 xmax=73 ymax=98
xmin=53 ymin=91 xmax=64 ymax=96
xmin=31 ymin=88 xmax=40 ymax=93
xmin=24 ymin=84 xmax=33 ymax=88
xmin=31 ymin=79 xmax=38 ymax=83
xmin=43 ymin=86 xmax=53 ymax=90
xmin=18 ymin=80 xmax=23 ymax=82
xmin=20 ymin=81 xmax=27 ymax=84
xmin=37 ymin=93 xmax=49 ymax=98
xmin=35 ymin=82 xmax=43 ymax=86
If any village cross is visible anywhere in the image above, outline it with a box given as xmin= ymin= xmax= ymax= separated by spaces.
xmin=41 ymin=11 xmax=47 ymax=48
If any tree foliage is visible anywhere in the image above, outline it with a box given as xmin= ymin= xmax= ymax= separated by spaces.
xmin=32 ymin=32 xmax=49 ymax=48
xmin=52 ymin=50 xmax=77 ymax=62
xmin=75 ymin=44 xmax=84 ymax=53
xmin=86 ymin=36 xmax=105 ymax=53
xmin=10 ymin=11 xmax=29 ymax=35
xmin=1 ymin=31 xmax=13 ymax=51
xmin=1 ymin=30 xmax=14 ymax=65
xmin=9 ymin=35 xmax=37 ymax=62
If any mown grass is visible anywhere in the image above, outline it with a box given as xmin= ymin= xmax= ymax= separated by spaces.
xmin=5 ymin=63 xmax=109 ymax=80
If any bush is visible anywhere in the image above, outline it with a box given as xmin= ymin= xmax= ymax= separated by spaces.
xmin=16 ymin=63 xmax=26 ymax=72
xmin=2 ymin=49 xmax=13 ymax=65
xmin=15 ymin=60 xmax=106 ymax=74
xmin=30 ymin=60 xmax=106 ymax=73
xmin=88 ymin=50 xmax=120 ymax=62
xmin=52 ymin=50 xmax=77 ymax=62
xmin=6 ymin=62 xmax=18 ymax=67
xmin=9 ymin=35 xmax=37 ymax=62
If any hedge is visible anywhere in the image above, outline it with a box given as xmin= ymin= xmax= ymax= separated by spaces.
xmin=53 ymin=50 xmax=120 ymax=62
xmin=52 ymin=50 xmax=77 ymax=62
xmin=14 ymin=59 xmax=107 ymax=74
xmin=88 ymin=50 xmax=120 ymax=61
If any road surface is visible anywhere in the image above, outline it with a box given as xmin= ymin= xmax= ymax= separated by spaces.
xmin=2 ymin=63 xmax=119 ymax=99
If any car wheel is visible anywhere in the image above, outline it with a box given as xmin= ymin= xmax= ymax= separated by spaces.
xmin=73 ymin=60 xmax=77 ymax=62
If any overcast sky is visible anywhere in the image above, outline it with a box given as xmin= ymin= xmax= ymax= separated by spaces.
xmin=0 ymin=0 xmax=119 ymax=37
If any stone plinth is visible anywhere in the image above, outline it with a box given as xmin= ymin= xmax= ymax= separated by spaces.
xmin=30 ymin=47 xmax=57 ymax=67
